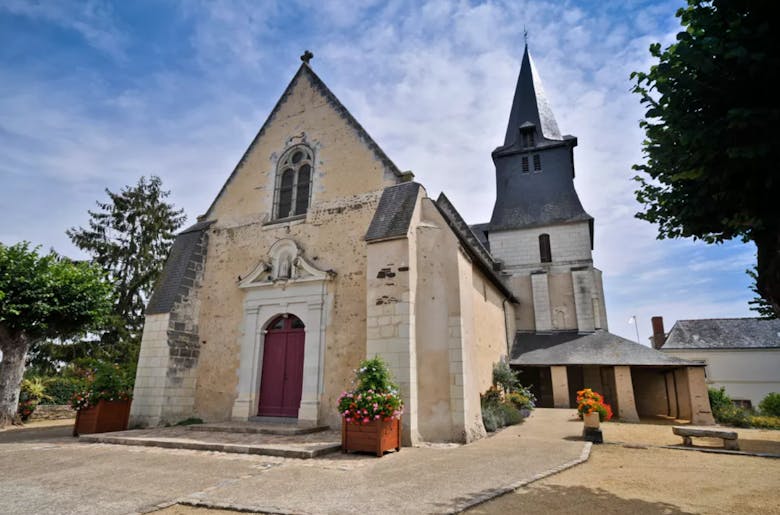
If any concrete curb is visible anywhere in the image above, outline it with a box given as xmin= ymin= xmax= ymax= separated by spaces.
xmin=79 ymin=434 xmax=341 ymax=459
xmin=604 ymin=440 xmax=780 ymax=459
xmin=446 ymin=442 xmax=593 ymax=514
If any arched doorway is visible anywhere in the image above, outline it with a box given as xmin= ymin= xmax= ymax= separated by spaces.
xmin=258 ymin=315 xmax=305 ymax=417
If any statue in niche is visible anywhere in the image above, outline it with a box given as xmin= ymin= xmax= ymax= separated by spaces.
xmin=553 ymin=307 xmax=568 ymax=330
xmin=278 ymin=255 xmax=291 ymax=279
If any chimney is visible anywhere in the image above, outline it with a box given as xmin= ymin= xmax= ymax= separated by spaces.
xmin=651 ymin=316 xmax=666 ymax=349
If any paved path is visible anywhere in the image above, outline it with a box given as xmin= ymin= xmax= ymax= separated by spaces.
xmin=0 ymin=409 xmax=587 ymax=514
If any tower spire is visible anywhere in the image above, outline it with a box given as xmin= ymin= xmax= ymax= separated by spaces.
xmin=503 ymin=45 xmax=562 ymax=146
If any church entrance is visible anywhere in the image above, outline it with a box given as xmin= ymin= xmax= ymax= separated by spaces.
xmin=257 ymin=315 xmax=305 ymax=417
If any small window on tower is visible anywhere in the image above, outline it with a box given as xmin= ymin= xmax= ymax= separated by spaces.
xmin=533 ymin=154 xmax=542 ymax=172
xmin=521 ymin=129 xmax=535 ymax=148
xmin=539 ymin=233 xmax=552 ymax=263
xmin=522 ymin=156 xmax=529 ymax=173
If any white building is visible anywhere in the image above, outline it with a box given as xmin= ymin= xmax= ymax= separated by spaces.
xmin=658 ymin=317 xmax=780 ymax=408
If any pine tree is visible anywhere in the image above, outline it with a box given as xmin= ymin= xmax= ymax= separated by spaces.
xmin=67 ymin=176 xmax=186 ymax=363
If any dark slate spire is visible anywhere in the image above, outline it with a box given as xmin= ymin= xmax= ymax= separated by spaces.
xmin=488 ymin=44 xmax=592 ymax=241
xmin=504 ymin=45 xmax=562 ymax=146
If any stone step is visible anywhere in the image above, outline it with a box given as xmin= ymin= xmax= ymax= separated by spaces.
xmin=79 ymin=432 xmax=341 ymax=459
xmin=187 ymin=422 xmax=330 ymax=436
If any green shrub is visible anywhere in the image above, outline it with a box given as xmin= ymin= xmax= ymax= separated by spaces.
xmin=44 ymin=376 xmax=85 ymax=405
xmin=499 ymin=402 xmax=524 ymax=426
xmin=482 ymin=404 xmax=503 ymax=432
xmin=492 ymin=361 xmax=518 ymax=393
xmin=759 ymin=392 xmax=780 ymax=417
xmin=749 ymin=415 xmax=780 ymax=429
xmin=17 ymin=377 xmax=56 ymax=421
xmin=354 ymin=356 xmax=398 ymax=393
xmin=716 ymin=404 xmax=752 ymax=427
xmin=481 ymin=386 xmax=502 ymax=407
xmin=708 ymin=387 xmax=732 ymax=414
xmin=506 ymin=389 xmax=536 ymax=411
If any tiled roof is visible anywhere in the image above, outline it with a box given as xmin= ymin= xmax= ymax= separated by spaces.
xmin=511 ymin=330 xmax=700 ymax=366
xmin=365 ymin=182 xmax=421 ymax=242
xmin=663 ymin=318 xmax=780 ymax=350
xmin=146 ymin=221 xmax=213 ymax=315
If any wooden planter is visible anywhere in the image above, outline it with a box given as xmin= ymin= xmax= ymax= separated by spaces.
xmin=73 ymin=399 xmax=131 ymax=437
xmin=342 ymin=417 xmax=401 ymax=457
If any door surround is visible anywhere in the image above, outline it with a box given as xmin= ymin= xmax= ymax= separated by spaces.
xmin=231 ymin=238 xmax=333 ymax=426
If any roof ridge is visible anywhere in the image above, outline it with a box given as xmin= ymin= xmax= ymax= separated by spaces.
xmin=202 ymin=62 xmax=405 ymax=220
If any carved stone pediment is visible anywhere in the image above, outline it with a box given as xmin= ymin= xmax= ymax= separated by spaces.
xmin=239 ymin=238 xmax=333 ymax=288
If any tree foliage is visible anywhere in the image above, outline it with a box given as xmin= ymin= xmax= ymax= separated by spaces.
xmin=66 ymin=176 xmax=185 ymax=362
xmin=631 ymin=0 xmax=780 ymax=315
xmin=747 ymin=266 xmax=777 ymax=319
xmin=0 ymin=242 xmax=112 ymax=426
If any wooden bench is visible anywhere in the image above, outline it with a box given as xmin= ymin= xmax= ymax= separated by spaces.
xmin=672 ymin=426 xmax=739 ymax=450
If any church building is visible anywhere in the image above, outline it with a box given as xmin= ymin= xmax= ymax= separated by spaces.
xmin=130 ymin=46 xmax=713 ymax=444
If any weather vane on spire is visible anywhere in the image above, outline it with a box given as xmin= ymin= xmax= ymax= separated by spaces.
xmin=300 ymin=50 xmax=314 ymax=64
xmin=523 ymin=26 xmax=528 ymax=45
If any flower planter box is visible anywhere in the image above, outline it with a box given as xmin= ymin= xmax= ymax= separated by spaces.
xmin=583 ymin=411 xmax=600 ymax=429
xmin=73 ymin=399 xmax=131 ymax=436
xmin=342 ymin=417 xmax=401 ymax=457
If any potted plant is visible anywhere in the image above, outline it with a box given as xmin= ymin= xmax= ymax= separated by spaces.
xmin=338 ymin=357 xmax=403 ymax=457
xmin=70 ymin=361 xmax=134 ymax=436
xmin=17 ymin=377 xmax=53 ymax=422
xmin=576 ymin=388 xmax=614 ymax=428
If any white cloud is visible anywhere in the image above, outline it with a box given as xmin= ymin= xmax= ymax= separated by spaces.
xmin=0 ymin=0 xmax=757 ymax=344
xmin=1 ymin=0 xmax=127 ymax=59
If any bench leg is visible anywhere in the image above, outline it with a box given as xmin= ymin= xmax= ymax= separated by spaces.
xmin=682 ymin=436 xmax=693 ymax=446
xmin=724 ymin=439 xmax=739 ymax=451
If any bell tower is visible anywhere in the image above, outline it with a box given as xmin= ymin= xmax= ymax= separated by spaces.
xmin=478 ymin=45 xmax=608 ymax=335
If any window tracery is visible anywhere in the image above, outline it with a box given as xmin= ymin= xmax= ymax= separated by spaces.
xmin=274 ymin=145 xmax=313 ymax=220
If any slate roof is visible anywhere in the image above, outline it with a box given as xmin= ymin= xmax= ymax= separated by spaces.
xmin=146 ymin=221 xmax=213 ymax=315
xmin=469 ymin=222 xmax=491 ymax=251
xmin=503 ymin=45 xmax=562 ymax=145
xmin=203 ymin=62 xmax=407 ymax=220
xmin=510 ymin=331 xmax=581 ymax=360
xmin=663 ymin=318 xmax=780 ymax=350
xmin=510 ymin=330 xmax=701 ymax=367
xmin=365 ymin=182 xmax=421 ymax=242
xmin=487 ymin=45 xmax=594 ymax=235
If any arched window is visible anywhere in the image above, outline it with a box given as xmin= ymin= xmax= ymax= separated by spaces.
xmin=539 ymin=233 xmax=552 ymax=263
xmin=274 ymin=145 xmax=313 ymax=220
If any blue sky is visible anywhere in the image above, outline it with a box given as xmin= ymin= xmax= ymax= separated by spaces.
xmin=0 ymin=0 xmax=756 ymax=344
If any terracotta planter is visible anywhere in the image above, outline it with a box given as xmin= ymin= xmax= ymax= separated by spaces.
xmin=73 ymin=399 xmax=131 ymax=436
xmin=342 ymin=417 xmax=401 ymax=457
xmin=583 ymin=411 xmax=600 ymax=429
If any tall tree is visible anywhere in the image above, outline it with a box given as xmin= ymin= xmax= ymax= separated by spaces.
xmin=747 ymin=266 xmax=777 ymax=319
xmin=631 ymin=0 xmax=780 ymax=315
xmin=67 ymin=176 xmax=186 ymax=362
xmin=0 ymin=242 xmax=112 ymax=426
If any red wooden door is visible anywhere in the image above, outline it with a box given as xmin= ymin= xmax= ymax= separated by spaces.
xmin=258 ymin=315 xmax=305 ymax=417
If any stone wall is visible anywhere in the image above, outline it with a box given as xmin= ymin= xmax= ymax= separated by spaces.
xmin=366 ymin=194 xmax=512 ymax=444
xmin=30 ymin=405 xmax=75 ymax=421
xmin=183 ymin=67 xmax=399 ymax=426
xmin=488 ymin=221 xmax=592 ymax=268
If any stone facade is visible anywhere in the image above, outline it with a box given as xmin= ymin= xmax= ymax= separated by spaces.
xmin=130 ymin=62 xmax=516 ymax=441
